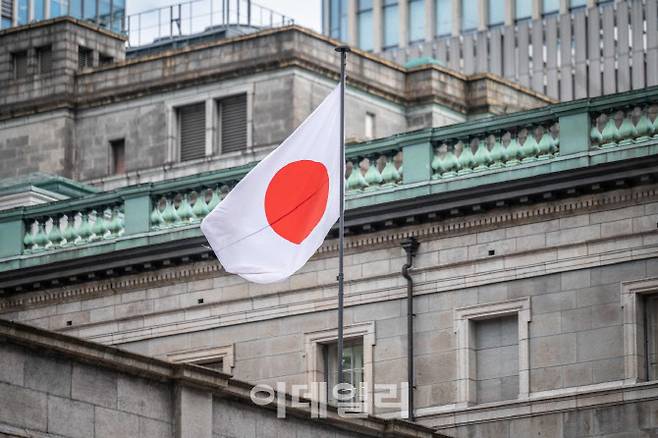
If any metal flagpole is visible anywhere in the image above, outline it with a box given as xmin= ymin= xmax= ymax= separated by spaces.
xmin=335 ymin=45 xmax=350 ymax=388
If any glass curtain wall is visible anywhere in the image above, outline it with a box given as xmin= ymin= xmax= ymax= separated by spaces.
xmin=383 ymin=0 xmax=398 ymax=48
xmin=408 ymin=0 xmax=424 ymax=43
xmin=435 ymin=0 xmax=452 ymax=36
xmin=357 ymin=0 xmax=373 ymax=51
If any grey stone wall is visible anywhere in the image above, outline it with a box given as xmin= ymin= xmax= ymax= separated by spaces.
xmin=440 ymin=399 xmax=658 ymax=437
xmin=0 ymin=342 xmax=174 ymax=438
xmin=0 ymin=323 xmax=440 ymax=438
xmin=0 ymin=111 xmax=75 ymax=178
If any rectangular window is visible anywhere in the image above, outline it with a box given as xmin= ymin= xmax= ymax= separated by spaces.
xmin=408 ymin=0 xmax=424 ymax=43
xmin=435 ymin=0 xmax=452 ymax=36
xmin=474 ymin=315 xmax=519 ymax=404
xmin=383 ymin=0 xmax=399 ymax=48
xmin=516 ymin=0 xmax=532 ymax=20
xmin=110 ymin=139 xmax=125 ymax=174
xmin=1 ymin=0 xmax=13 ymax=28
xmin=111 ymin=0 xmax=125 ymax=33
xmin=98 ymin=0 xmax=110 ymax=26
xmin=178 ymin=102 xmax=206 ymax=161
xmin=196 ymin=359 xmax=224 ymax=372
xmin=70 ymin=0 xmax=82 ymax=18
xmin=37 ymin=46 xmax=52 ymax=74
xmin=34 ymin=0 xmax=45 ymax=20
xmin=570 ymin=0 xmax=586 ymax=9
xmin=50 ymin=0 xmax=69 ymax=17
xmin=357 ymin=0 xmax=373 ymax=51
xmin=99 ymin=54 xmax=114 ymax=66
xmin=461 ymin=0 xmax=478 ymax=31
xmin=325 ymin=341 xmax=364 ymax=404
xmin=12 ymin=51 xmax=27 ymax=79
xmin=166 ymin=345 xmax=234 ymax=375
xmin=488 ymin=0 xmax=504 ymax=25
xmin=644 ymin=295 xmax=658 ymax=381
xmin=329 ymin=0 xmax=348 ymax=41
xmin=542 ymin=0 xmax=560 ymax=15
xmin=219 ymin=94 xmax=247 ymax=154
xmin=364 ymin=112 xmax=375 ymax=139
xmin=17 ymin=0 xmax=28 ymax=24
xmin=78 ymin=46 xmax=93 ymax=69
xmin=83 ymin=0 xmax=96 ymax=20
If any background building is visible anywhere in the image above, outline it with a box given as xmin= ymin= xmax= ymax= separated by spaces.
xmin=322 ymin=0 xmax=658 ymax=101
xmin=0 ymin=0 xmax=125 ymax=32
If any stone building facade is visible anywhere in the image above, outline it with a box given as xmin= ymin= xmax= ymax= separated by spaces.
xmin=0 ymin=17 xmax=550 ymax=190
xmin=2 ymin=13 xmax=658 ymax=438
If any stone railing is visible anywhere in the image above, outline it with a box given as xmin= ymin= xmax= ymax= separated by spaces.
xmin=431 ymin=123 xmax=559 ymax=179
xmin=2 ymin=87 xmax=657 ymax=265
xmin=345 ymin=149 xmax=403 ymax=193
xmin=150 ymin=185 xmax=231 ymax=230
xmin=590 ymin=103 xmax=658 ymax=148
xmin=23 ymin=203 xmax=124 ymax=254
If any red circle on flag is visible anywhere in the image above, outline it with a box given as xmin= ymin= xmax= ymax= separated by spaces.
xmin=264 ymin=160 xmax=330 ymax=245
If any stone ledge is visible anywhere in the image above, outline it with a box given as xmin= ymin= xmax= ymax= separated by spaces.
xmin=0 ymin=318 xmax=446 ymax=438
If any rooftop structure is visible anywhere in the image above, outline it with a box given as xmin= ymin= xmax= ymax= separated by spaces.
xmin=322 ymin=0 xmax=658 ymax=101
xmin=0 ymin=17 xmax=551 ymax=189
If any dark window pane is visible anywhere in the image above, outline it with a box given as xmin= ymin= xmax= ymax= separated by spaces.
xmin=78 ymin=46 xmax=93 ymax=69
xmin=38 ymin=46 xmax=52 ymax=74
xmin=110 ymin=139 xmax=125 ymax=174
xmin=12 ymin=51 xmax=27 ymax=79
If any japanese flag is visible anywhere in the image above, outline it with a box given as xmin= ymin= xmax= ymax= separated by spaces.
xmin=201 ymin=85 xmax=341 ymax=283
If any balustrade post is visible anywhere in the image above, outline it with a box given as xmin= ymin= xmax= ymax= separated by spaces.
xmin=558 ymin=111 xmax=590 ymax=155
xmin=0 ymin=217 xmax=25 ymax=258
xmin=402 ymin=140 xmax=433 ymax=184
xmin=123 ymin=193 xmax=151 ymax=235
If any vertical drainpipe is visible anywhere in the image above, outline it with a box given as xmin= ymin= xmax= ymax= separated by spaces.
xmin=401 ymin=236 xmax=419 ymax=421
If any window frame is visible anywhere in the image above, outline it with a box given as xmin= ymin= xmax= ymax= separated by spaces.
xmin=12 ymin=50 xmax=28 ymax=79
xmin=166 ymin=344 xmax=235 ymax=375
xmin=217 ymin=93 xmax=248 ymax=155
xmin=454 ymin=298 xmax=530 ymax=406
xmin=621 ymin=278 xmax=658 ymax=383
xmin=166 ymin=85 xmax=252 ymax=163
xmin=304 ymin=322 xmax=375 ymax=413
xmin=37 ymin=45 xmax=53 ymax=75
xmin=177 ymin=101 xmax=207 ymax=162
xmin=109 ymin=138 xmax=125 ymax=175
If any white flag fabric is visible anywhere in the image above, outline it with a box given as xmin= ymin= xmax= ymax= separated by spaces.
xmin=201 ymin=85 xmax=341 ymax=283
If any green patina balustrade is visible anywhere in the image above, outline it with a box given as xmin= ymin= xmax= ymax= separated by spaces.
xmin=346 ymin=149 xmax=403 ymax=192
xmin=1 ymin=86 xmax=657 ymax=269
xmin=23 ymin=204 xmax=125 ymax=253
xmin=590 ymin=103 xmax=658 ymax=148
xmin=431 ymin=122 xmax=559 ymax=179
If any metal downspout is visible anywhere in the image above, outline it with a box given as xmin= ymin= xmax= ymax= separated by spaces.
xmin=401 ymin=237 xmax=419 ymax=421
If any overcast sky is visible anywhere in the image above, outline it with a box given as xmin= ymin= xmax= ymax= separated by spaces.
xmin=126 ymin=0 xmax=322 ymax=32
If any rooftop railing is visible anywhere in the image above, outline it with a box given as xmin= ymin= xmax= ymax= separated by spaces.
xmin=125 ymin=0 xmax=294 ymax=47
xmin=1 ymin=87 xmax=657 ymax=270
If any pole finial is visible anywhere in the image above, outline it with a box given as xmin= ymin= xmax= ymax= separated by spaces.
xmin=335 ymin=45 xmax=351 ymax=53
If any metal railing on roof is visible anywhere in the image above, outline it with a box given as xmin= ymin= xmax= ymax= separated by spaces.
xmin=125 ymin=0 xmax=294 ymax=47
